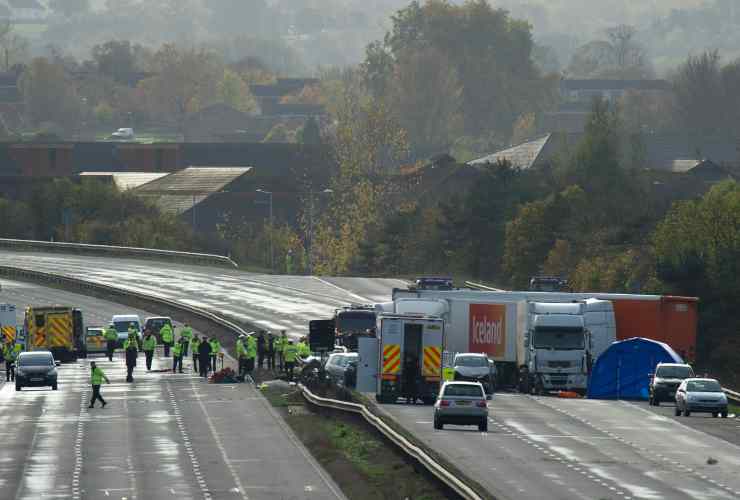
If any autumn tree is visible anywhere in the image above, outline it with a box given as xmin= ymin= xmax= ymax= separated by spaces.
xmin=137 ymin=44 xmax=224 ymax=125
xmin=216 ymin=68 xmax=256 ymax=113
xmin=20 ymin=57 xmax=81 ymax=128
xmin=312 ymin=72 xmax=409 ymax=274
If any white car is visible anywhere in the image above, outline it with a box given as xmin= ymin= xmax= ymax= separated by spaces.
xmin=111 ymin=128 xmax=134 ymax=140
xmin=675 ymin=378 xmax=729 ymax=418
xmin=111 ymin=314 xmax=142 ymax=345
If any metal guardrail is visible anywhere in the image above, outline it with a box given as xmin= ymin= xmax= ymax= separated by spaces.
xmin=464 ymin=281 xmax=503 ymax=291
xmin=0 ymin=262 xmax=484 ymax=499
xmin=724 ymin=387 xmax=740 ymax=405
xmin=299 ymin=385 xmax=485 ymax=500
xmin=0 ymin=238 xmax=238 ymax=268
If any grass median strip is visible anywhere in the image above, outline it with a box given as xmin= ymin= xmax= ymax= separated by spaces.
xmin=261 ymin=381 xmax=459 ymax=500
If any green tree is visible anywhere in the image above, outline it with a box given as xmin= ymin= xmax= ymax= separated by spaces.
xmin=216 ymin=68 xmax=256 ymax=113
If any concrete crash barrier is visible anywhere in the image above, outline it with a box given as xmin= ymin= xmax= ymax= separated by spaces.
xmin=0 ymin=238 xmax=238 ymax=268
xmin=299 ymin=384 xmax=488 ymax=500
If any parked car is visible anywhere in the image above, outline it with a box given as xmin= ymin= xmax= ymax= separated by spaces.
xmin=324 ymin=352 xmax=359 ymax=388
xmin=453 ymin=353 xmax=496 ymax=394
xmin=111 ymin=314 xmax=142 ymax=346
xmin=433 ymin=381 xmax=489 ymax=432
xmin=16 ymin=351 xmax=59 ymax=391
xmin=144 ymin=316 xmax=172 ymax=342
xmin=649 ymin=362 xmax=695 ymax=405
xmin=111 ymin=127 xmax=134 ymax=140
xmin=85 ymin=327 xmax=107 ymax=355
xmin=675 ymin=378 xmax=728 ymax=418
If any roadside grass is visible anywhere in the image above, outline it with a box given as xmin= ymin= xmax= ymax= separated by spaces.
xmin=729 ymin=403 xmax=740 ymax=416
xmin=261 ymin=382 xmax=457 ymax=500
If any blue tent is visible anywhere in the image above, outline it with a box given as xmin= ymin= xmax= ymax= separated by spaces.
xmin=588 ymin=337 xmax=684 ymax=400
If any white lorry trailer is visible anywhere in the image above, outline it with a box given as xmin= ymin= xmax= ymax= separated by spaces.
xmin=382 ymin=289 xmax=616 ymax=393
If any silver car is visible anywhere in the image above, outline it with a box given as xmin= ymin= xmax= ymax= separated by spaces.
xmin=675 ymin=378 xmax=729 ymax=418
xmin=433 ymin=381 xmax=489 ymax=432
xmin=453 ymin=353 xmax=496 ymax=394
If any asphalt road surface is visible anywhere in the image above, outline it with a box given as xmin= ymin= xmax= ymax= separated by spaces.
xmin=0 ymin=251 xmax=406 ymax=336
xmin=0 ymin=279 xmax=346 ymax=500
xmin=380 ymin=393 xmax=740 ymax=500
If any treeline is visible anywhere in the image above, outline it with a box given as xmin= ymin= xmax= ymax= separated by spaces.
xmin=0 ymin=178 xmax=194 ymax=249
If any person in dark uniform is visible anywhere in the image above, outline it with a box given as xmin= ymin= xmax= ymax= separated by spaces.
xmin=198 ymin=336 xmax=211 ymax=378
xmin=124 ymin=334 xmax=138 ymax=383
xmin=266 ymin=332 xmax=276 ymax=370
xmin=257 ymin=331 xmax=266 ymax=369
xmin=403 ymin=354 xmax=419 ymax=404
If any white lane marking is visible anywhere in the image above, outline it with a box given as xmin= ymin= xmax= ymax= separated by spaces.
xmin=166 ymin=382 xmax=212 ymax=500
xmin=190 ymin=377 xmax=249 ymax=500
xmin=72 ymin=388 xmax=88 ymax=500
xmin=312 ymin=276 xmax=373 ymax=303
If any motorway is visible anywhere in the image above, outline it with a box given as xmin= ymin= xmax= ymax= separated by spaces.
xmin=0 ymin=251 xmax=406 ymax=337
xmin=380 ymin=394 xmax=740 ymax=500
xmin=3 ymin=251 xmax=740 ymax=500
xmin=0 ymin=279 xmax=346 ymax=500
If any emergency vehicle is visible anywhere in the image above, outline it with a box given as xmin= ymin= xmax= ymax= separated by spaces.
xmin=356 ymin=312 xmax=445 ymax=404
xmin=0 ymin=303 xmax=17 ymax=343
xmin=24 ymin=306 xmax=84 ymax=362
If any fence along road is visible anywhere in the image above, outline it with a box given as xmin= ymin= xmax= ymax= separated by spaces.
xmin=0 ymin=278 xmax=347 ymax=500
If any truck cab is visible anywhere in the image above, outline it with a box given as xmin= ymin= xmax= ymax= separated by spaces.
xmin=522 ymin=302 xmax=589 ymax=394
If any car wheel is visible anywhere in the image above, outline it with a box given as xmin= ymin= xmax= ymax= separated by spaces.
xmin=674 ymin=407 xmax=681 ymax=417
xmin=479 ymin=419 xmax=488 ymax=432
xmin=684 ymin=409 xmax=691 ymax=417
xmin=52 ymin=383 xmax=58 ymax=391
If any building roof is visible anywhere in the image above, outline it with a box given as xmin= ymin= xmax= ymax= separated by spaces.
xmin=468 ymin=135 xmax=552 ymax=170
xmin=79 ymin=172 xmax=169 ymax=191
xmin=561 ymin=79 xmax=672 ymax=91
xmin=134 ymin=166 xmax=252 ymax=215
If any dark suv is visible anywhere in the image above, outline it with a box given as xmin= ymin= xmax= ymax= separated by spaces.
xmin=16 ymin=351 xmax=59 ymax=391
xmin=649 ymin=363 xmax=694 ymax=405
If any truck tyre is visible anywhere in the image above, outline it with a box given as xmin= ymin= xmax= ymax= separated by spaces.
xmin=478 ymin=419 xmax=488 ymax=432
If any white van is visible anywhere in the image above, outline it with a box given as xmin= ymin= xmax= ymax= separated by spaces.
xmin=111 ymin=314 xmax=142 ymax=345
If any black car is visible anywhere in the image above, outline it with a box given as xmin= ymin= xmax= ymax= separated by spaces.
xmin=16 ymin=351 xmax=59 ymax=391
xmin=649 ymin=363 xmax=695 ymax=405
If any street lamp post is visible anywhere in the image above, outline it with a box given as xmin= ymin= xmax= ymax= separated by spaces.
xmin=256 ymin=189 xmax=274 ymax=271
xmin=307 ymin=188 xmax=332 ymax=276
